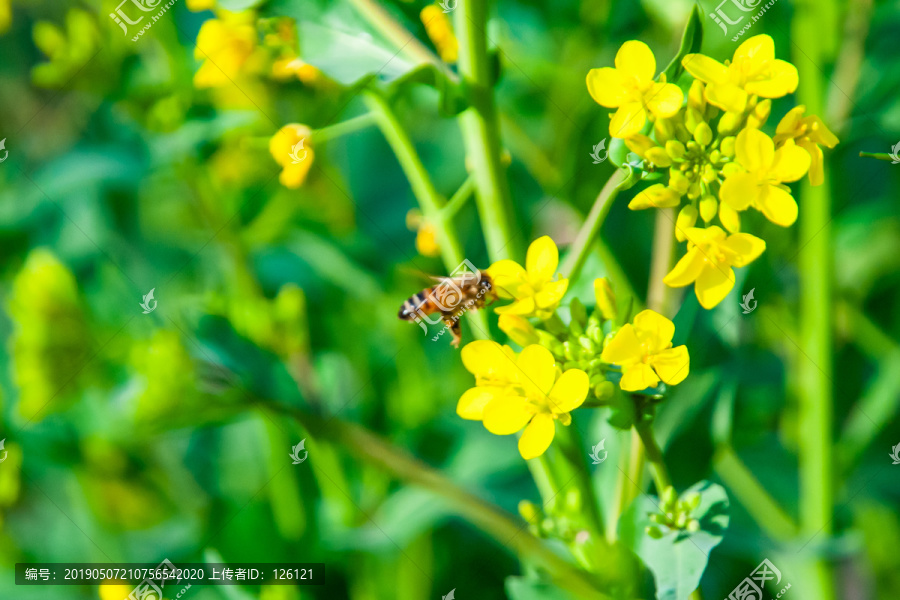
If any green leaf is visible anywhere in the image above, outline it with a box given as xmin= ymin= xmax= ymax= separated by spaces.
xmin=618 ymin=480 xmax=729 ymax=600
xmin=387 ymin=64 xmax=468 ymax=116
xmin=505 ymin=576 xmax=579 ymax=600
xmin=662 ymin=4 xmax=704 ymax=83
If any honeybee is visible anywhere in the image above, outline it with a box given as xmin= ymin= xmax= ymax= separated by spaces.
xmin=398 ymin=260 xmax=496 ymax=348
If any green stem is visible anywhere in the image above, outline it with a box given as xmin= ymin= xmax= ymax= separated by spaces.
xmin=793 ymin=0 xmax=835 ymax=596
xmin=347 ymin=0 xmax=456 ymax=81
xmin=265 ymin=400 xmax=610 ymax=599
xmin=560 ymin=168 xmax=628 ymax=281
xmin=441 ymin=174 xmax=476 ymax=220
xmin=635 ymin=421 xmax=671 ymax=493
xmin=646 ymin=208 xmax=676 ymax=317
xmin=858 ymin=151 xmax=896 ymax=162
xmin=312 ymin=113 xmax=377 ymax=144
xmin=455 ymin=0 xmax=519 ymax=262
xmin=713 ymin=445 xmax=798 ymax=541
xmin=364 ymin=91 xmax=490 ymax=338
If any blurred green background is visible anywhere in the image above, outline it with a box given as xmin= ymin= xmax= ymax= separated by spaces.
xmin=0 ymin=0 xmax=898 ymax=598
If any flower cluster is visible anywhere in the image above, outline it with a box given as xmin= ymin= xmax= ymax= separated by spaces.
xmin=587 ymin=35 xmax=838 ymax=308
xmin=457 ymin=238 xmax=691 ymax=458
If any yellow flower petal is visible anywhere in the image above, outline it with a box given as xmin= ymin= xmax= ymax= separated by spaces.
xmin=615 ymin=40 xmax=655 ymax=83
xmin=744 ymin=59 xmax=798 ymax=98
xmin=632 ymin=309 xmax=675 ymax=351
xmin=734 ymin=34 xmax=775 ymax=63
xmin=682 ymin=54 xmax=729 ymax=85
xmin=799 ymin=139 xmax=825 ymax=186
xmin=695 ymin=263 xmax=735 ymax=309
xmin=721 ymin=233 xmax=766 ymax=267
xmin=646 ymin=82 xmax=684 ymax=119
xmin=600 ymin=324 xmax=641 ymax=365
xmin=483 ymin=397 xmax=534 ymax=435
xmin=547 ymin=369 xmax=589 ymax=414
xmin=526 ymin=235 xmax=559 ymax=284
xmin=610 ymin=102 xmax=646 ymax=138
xmin=650 ymin=346 xmax=690 ymax=386
xmin=461 ymin=340 xmax=515 ymax=379
xmin=806 ymin=116 xmax=839 ymax=148
xmin=498 ymin=314 xmax=539 ymax=347
xmin=628 ymin=184 xmax=681 ymax=210
xmin=487 ymin=259 xmax=526 ymax=298
xmin=517 ymin=345 xmax=557 ymax=396
xmin=586 ymin=67 xmax=629 ymax=108
xmin=518 ymin=413 xmax=555 ymax=460
xmin=719 ymin=201 xmax=741 ymax=233
xmin=494 ymin=296 xmax=537 ymax=316
xmin=719 ymin=172 xmax=759 ymax=211
xmin=770 ymin=140 xmax=811 ymax=183
xmin=457 ymin=387 xmax=503 ymax=420
xmin=705 ymin=82 xmax=748 ymax=113
xmin=534 ymin=279 xmax=568 ymax=309
xmin=620 ymin=363 xmax=660 ymax=391
xmin=279 ymin=152 xmax=314 ymax=188
xmin=775 ymin=105 xmax=806 ymax=139
xmin=735 ymin=127 xmax=775 ymax=173
xmin=757 ymin=185 xmax=798 ymax=227
xmin=664 ymin=247 xmax=705 ymax=288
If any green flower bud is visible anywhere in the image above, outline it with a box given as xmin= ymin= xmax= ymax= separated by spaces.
xmin=646 ymin=525 xmax=664 ymax=539
xmin=717 ymin=111 xmax=743 ymax=135
xmin=662 ymin=486 xmax=677 ymax=510
xmin=519 ymin=500 xmax=540 ymax=524
xmin=720 ymin=136 xmax=736 ymax=156
xmin=685 ymin=492 xmax=702 ymax=512
xmin=687 ymin=519 xmax=701 ymax=533
xmin=665 ymin=140 xmax=686 ymax=161
xmin=693 ymin=122 xmax=713 ymax=147
xmin=645 ymin=147 xmax=673 ymax=168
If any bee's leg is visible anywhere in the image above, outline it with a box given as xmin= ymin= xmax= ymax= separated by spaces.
xmin=444 ymin=317 xmax=462 ymax=348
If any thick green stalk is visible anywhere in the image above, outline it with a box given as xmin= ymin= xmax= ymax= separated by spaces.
xmin=265 ymin=401 xmax=610 ymax=599
xmin=363 ymin=91 xmax=490 ymax=337
xmin=793 ymin=1 xmax=835 ymax=597
xmin=560 ymin=168 xmax=629 ymax=281
xmin=312 ymin=113 xmax=377 ymax=144
xmin=455 ymin=0 xmax=520 ymax=262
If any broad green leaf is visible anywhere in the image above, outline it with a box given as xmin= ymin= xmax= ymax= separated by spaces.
xmin=618 ymin=480 xmax=729 ymax=600
xmin=662 ymin=5 xmax=704 ymax=83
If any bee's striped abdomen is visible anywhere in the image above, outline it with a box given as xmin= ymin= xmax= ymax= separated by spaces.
xmin=398 ymin=287 xmax=437 ymax=321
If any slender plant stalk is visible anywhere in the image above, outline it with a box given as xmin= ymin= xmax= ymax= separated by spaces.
xmin=646 ymin=208 xmax=676 ymax=317
xmin=264 ymin=400 xmax=610 ymax=599
xmin=635 ymin=421 xmax=671 ymax=493
xmin=363 ymin=91 xmax=490 ymax=337
xmin=442 ymin=174 xmax=476 ymax=220
xmin=793 ymin=1 xmax=836 ymax=597
xmin=312 ymin=113 xmax=377 ymax=144
xmin=560 ymin=168 xmax=629 ymax=280
xmin=454 ymin=0 xmax=520 ymax=262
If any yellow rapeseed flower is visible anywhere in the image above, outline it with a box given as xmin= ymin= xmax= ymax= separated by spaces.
xmin=773 ymin=105 xmax=839 ymax=186
xmin=269 ymin=124 xmax=314 ymax=188
xmin=663 ymin=226 xmax=766 ymax=309
xmin=720 ymin=127 xmax=810 ymax=227
xmin=457 ymin=341 xmax=589 ymax=459
xmin=193 ymin=12 xmax=257 ymax=88
xmin=587 ymin=41 xmax=684 ymax=138
xmin=272 ymin=57 xmax=320 ymax=85
xmin=488 ymin=236 xmax=568 ymax=320
xmin=0 ymin=0 xmax=11 ymax=34
xmin=682 ymin=35 xmax=798 ymax=114
xmin=99 ymin=581 xmax=134 ymax=600
xmin=600 ymin=310 xmax=689 ymax=392
xmin=421 ymin=5 xmax=458 ymax=63
xmin=186 ymin=0 xmax=216 ymax=11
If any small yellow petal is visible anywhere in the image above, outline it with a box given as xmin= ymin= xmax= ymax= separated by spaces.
xmin=721 ymin=233 xmax=766 ymax=267
xmin=757 ymin=185 xmax=798 ymax=227
xmin=457 ymin=387 xmax=501 ymax=420
xmin=735 ymin=128 xmax=775 ymax=173
xmin=587 ymin=67 xmax=629 ymax=108
xmin=650 ymin=346 xmax=690 ymax=386
xmin=663 ymin=247 xmax=705 ymax=288
xmin=534 ymin=279 xmax=568 ymax=310
xmin=770 ymin=139 xmax=811 ymax=183
xmin=632 ymin=309 xmax=675 ymax=351
xmin=719 ymin=172 xmax=759 ymax=211
xmin=799 ymin=140 xmax=825 ymax=186
xmin=705 ymin=83 xmax=748 ymax=114
xmin=615 ymin=40 xmax=656 ymax=83
xmin=610 ymin=102 xmax=646 ymax=138
xmin=498 ymin=314 xmax=539 ymax=347
xmin=517 ymin=345 xmax=557 ymax=396
xmin=682 ymin=53 xmax=729 ymax=85
xmin=526 ymin=236 xmax=559 ymax=284
xmin=620 ymin=363 xmax=660 ymax=392
xmin=645 ymin=82 xmax=684 ymax=119
xmin=600 ymin=324 xmax=641 ymax=365
xmin=744 ymin=60 xmax=798 ymax=98
xmin=628 ymin=184 xmax=681 ymax=210
xmin=518 ymin=413 xmax=556 ymax=460
xmin=695 ymin=264 xmax=735 ymax=309
xmin=734 ymin=34 xmax=775 ymax=64
xmin=547 ymin=369 xmax=589 ymax=414
xmin=483 ymin=397 xmax=534 ymax=435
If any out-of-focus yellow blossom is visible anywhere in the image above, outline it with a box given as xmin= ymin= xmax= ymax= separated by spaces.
xmin=682 ymin=35 xmax=798 ymax=114
xmin=186 ymin=0 xmax=216 ymax=11
xmin=587 ymin=41 xmax=684 ymax=138
xmin=405 ymin=209 xmax=440 ymax=256
xmin=457 ymin=341 xmax=589 ymax=459
xmin=773 ymin=105 xmax=839 ymax=186
xmin=720 ymin=127 xmax=810 ymax=227
xmin=1 ymin=0 xmax=11 ymax=34
xmin=420 ymin=5 xmax=458 ymax=63
xmin=269 ymin=124 xmax=314 ymax=189
xmin=593 ymin=277 xmax=617 ymax=322
xmin=488 ymin=236 xmax=568 ymax=320
xmin=8 ymin=249 xmax=89 ymax=421
xmin=600 ymin=310 xmax=689 ymax=391
xmin=272 ymin=57 xmax=320 ymax=85
xmin=99 ymin=581 xmax=134 ymax=600
xmin=663 ymin=226 xmax=766 ymax=309
xmin=193 ymin=12 xmax=258 ymax=88
xmin=498 ymin=314 xmax=539 ymax=347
